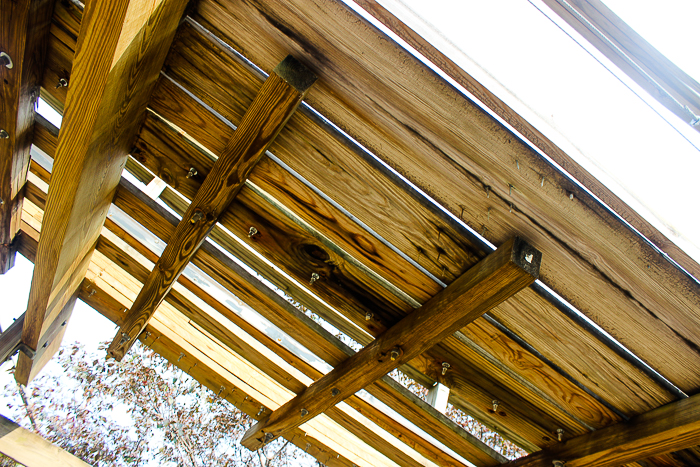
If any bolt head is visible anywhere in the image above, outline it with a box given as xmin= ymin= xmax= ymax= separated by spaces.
xmin=0 ymin=130 xmax=9 ymax=139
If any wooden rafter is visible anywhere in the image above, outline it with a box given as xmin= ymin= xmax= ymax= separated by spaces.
xmin=0 ymin=0 xmax=54 ymax=273
xmin=0 ymin=414 xmax=90 ymax=467
xmin=505 ymin=392 xmax=700 ymax=467
xmin=107 ymin=55 xmax=316 ymax=360
xmin=241 ymin=237 xmax=541 ymax=449
xmin=16 ymin=0 xmax=189 ymax=385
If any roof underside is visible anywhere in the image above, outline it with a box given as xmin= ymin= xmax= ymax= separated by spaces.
xmin=5 ymin=0 xmax=700 ymax=466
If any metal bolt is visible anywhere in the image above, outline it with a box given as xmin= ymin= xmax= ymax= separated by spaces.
xmin=441 ymin=362 xmax=451 ymax=375
xmin=300 ymin=408 xmax=309 ymax=417
xmin=88 ymin=288 xmax=96 ymax=297
xmin=119 ymin=332 xmax=130 ymax=346
xmin=569 ymin=192 xmax=574 ymax=201
xmin=492 ymin=400 xmax=499 ymax=412
xmin=309 ymin=272 xmax=320 ymax=285
xmin=516 ymin=159 xmax=520 ymax=170
xmin=304 ymin=443 xmax=311 ymax=453
xmin=390 ymin=348 xmax=400 ymax=361
xmin=485 ymin=186 xmax=490 ymax=198
xmin=61 ymin=321 xmax=67 ymax=326
xmin=265 ymin=432 xmax=274 ymax=440
xmin=331 ymin=388 xmax=340 ymax=397
xmin=552 ymin=461 xmax=565 ymax=467
xmin=217 ymin=386 xmax=225 ymax=397
xmin=42 ymin=342 xmax=47 ymax=348
xmin=540 ymin=175 xmax=545 ymax=187
xmin=190 ymin=210 xmax=204 ymax=224
xmin=248 ymin=226 xmax=258 ymax=238
xmin=55 ymin=78 xmax=68 ymax=89
xmin=365 ymin=312 xmax=373 ymax=321
xmin=0 ymin=130 xmax=9 ymax=139
xmin=525 ymin=253 xmax=533 ymax=263
xmin=186 ymin=167 xmax=197 ymax=178
xmin=257 ymin=406 xmax=265 ymax=416
xmin=177 ymin=352 xmax=185 ymax=362
xmin=556 ymin=428 xmax=564 ymax=442
xmin=0 ymin=52 xmax=12 ymax=69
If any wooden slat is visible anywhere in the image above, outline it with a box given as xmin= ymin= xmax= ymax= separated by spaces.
xmin=0 ymin=414 xmax=90 ymax=467
xmin=242 ymin=237 xmax=541 ymax=449
xmin=193 ymin=0 xmax=700 ymax=394
xmin=148 ymin=23 xmax=673 ymax=416
xmin=351 ymin=0 xmax=700 ymax=286
xmin=506 ymin=392 xmax=700 ymax=467
xmin=16 ymin=0 xmax=189 ymax=385
xmin=107 ymin=55 xmax=316 ymax=360
xmin=0 ymin=0 xmax=54 ymax=273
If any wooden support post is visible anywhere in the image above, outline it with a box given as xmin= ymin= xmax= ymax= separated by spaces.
xmin=504 ymin=391 xmax=700 ymax=467
xmin=0 ymin=0 xmax=54 ymax=273
xmin=0 ymin=414 xmax=90 ymax=467
xmin=107 ymin=55 xmax=316 ymax=361
xmin=15 ymin=0 xmax=189 ymax=385
xmin=241 ymin=237 xmax=541 ymax=449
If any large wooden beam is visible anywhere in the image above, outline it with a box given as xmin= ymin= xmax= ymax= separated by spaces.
xmin=16 ymin=0 xmax=189 ymax=385
xmin=0 ymin=0 xmax=54 ymax=273
xmin=242 ymin=237 xmax=541 ymax=449
xmin=505 ymin=391 xmax=700 ymax=467
xmin=0 ymin=414 xmax=90 ymax=467
xmin=107 ymin=56 xmax=316 ymax=360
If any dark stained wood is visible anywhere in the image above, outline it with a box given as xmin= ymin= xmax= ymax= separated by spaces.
xmin=351 ymin=0 xmax=700 ymax=285
xmin=0 ymin=313 xmax=25 ymax=364
xmin=16 ymin=0 xmax=189 ymax=385
xmin=0 ymin=0 xmax=54 ymax=273
xmin=193 ymin=0 xmax=700 ymax=394
xmin=107 ymin=55 xmax=316 ymax=360
xmin=242 ymin=237 xmax=541 ymax=449
xmin=148 ymin=25 xmax=674 ymax=415
xmin=505 ymin=392 xmax=700 ymax=467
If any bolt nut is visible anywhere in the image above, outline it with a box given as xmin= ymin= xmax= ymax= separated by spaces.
xmin=365 ymin=312 xmax=373 ymax=321
xmin=300 ymin=408 xmax=309 ymax=417
xmin=390 ymin=348 xmax=400 ymax=361
xmin=441 ymin=362 xmax=451 ymax=375
xmin=190 ymin=210 xmax=204 ymax=224
xmin=331 ymin=388 xmax=340 ymax=397
xmin=0 ymin=130 xmax=9 ymax=139
xmin=186 ymin=167 xmax=198 ymax=178
xmin=248 ymin=226 xmax=258 ymax=238
xmin=309 ymin=272 xmax=320 ymax=285
xmin=0 ymin=52 xmax=12 ymax=69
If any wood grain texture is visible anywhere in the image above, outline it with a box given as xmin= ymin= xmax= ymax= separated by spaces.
xmin=193 ymin=0 xmax=700 ymax=393
xmin=242 ymin=237 xmax=540 ymax=449
xmin=18 ymin=197 xmax=416 ymax=467
xmin=351 ymin=0 xmax=700 ymax=284
xmin=148 ymin=25 xmax=674 ymax=416
xmin=0 ymin=414 xmax=90 ymax=467
xmin=0 ymin=0 xmax=54 ymax=273
xmin=107 ymin=56 xmax=316 ymax=360
xmin=16 ymin=0 xmax=188 ymax=385
xmin=505 ymin=392 xmax=700 ymax=467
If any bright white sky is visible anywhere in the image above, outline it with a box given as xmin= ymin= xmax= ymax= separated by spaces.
xmin=365 ymin=0 xmax=700 ymax=265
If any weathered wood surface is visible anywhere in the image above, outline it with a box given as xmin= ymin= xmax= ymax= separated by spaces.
xmin=107 ymin=55 xmax=316 ymax=360
xmin=16 ymin=0 xmax=189 ymax=385
xmin=147 ymin=21 xmax=674 ymax=416
xmin=18 ymin=202 xmax=473 ymax=467
xmin=542 ymin=0 xmax=700 ymax=133
xmin=26 ymin=141 xmax=506 ymax=466
xmin=351 ymin=0 xmax=700 ymax=284
xmin=505 ymin=392 xmax=700 ymax=467
xmin=0 ymin=414 xmax=90 ymax=467
xmin=0 ymin=0 xmax=54 ymax=273
xmin=241 ymin=237 xmax=540 ymax=449
xmin=192 ymin=0 xmax=700 ymax=393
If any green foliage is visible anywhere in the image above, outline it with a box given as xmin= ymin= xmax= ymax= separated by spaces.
xmin=1 ymin=341 xmax=315 ymax=467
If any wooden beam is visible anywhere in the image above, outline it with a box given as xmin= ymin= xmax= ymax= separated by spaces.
xmin=0 ymin=414 xmax=90 ymax=467
xmin=107 ymin=55 xmax=316 ymax=360
xmin=242 ymin=237 xmax=541 ymax=449
xmin=0 ymin=0 xmax=54 ymax=273
xmin=16 ymin=0 xmax=188 ymax=385
xmin=0 ymin=313 xmax=25 ymax=363
xmin=505 ymin=392 xmax=700 ymax=467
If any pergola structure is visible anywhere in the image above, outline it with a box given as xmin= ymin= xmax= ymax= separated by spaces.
xmin=1 ymin=0 xmax=700 ymax=466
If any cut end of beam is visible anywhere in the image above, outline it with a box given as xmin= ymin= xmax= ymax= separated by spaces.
xmin=242 ymin=236 xmax=541 ymax=450
xmin=273 ymin=55 xmax=318 ymax=94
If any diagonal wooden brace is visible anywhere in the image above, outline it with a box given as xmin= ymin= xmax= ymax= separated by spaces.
xmin=241 ymin=236 xmax=541 ymax=449
xmin=107 ymin=55 xmax=317 ymax=360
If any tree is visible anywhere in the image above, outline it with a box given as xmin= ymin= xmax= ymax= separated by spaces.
xmin=1 ymin=341 xmax=315 ymax=466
